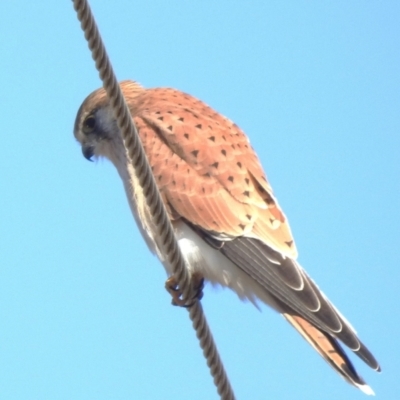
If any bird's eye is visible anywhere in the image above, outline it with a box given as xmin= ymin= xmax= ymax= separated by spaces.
xmin=83 ymin=115 xmax=96 ymax=133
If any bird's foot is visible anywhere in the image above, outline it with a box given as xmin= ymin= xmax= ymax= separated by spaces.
xmin=165 ymin=272 xmax=204 ymax=307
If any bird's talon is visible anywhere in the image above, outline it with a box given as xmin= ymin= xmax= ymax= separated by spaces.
xmin=165 ymin=273 xmax=204 ymax=307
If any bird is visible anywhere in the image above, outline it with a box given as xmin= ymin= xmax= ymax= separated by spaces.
xmin=74 ymin=80 xmax=380 ymax=395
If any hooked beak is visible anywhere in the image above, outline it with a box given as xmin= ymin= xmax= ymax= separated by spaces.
xmin=82 ymin=144 xmax=95 ymax=161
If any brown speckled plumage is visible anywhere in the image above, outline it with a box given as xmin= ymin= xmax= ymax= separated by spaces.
xmin=129 ymin=86 xmax=295 ymax=255
xmin=73 ymin=81 xmax=380 ymax=395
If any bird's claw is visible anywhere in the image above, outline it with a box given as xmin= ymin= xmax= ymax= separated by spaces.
xmin=165 ymin=272 xmax=204 ymax=307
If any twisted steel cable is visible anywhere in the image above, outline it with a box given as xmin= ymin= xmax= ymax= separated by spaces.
xmin=71 ymin=1 xmax=236 ymax=399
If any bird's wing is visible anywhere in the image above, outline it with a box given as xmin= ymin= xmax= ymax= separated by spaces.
xmin=135 ymin=87 xmax=297 ymax=259
xmin=220 ymin=236 xmax=380 ymax=372
xmin=132 ymin=87 xmax=380 ymax=374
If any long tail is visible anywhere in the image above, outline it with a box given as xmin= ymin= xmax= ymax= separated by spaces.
xmin=283 ymin=314 xmax=374 ymax=395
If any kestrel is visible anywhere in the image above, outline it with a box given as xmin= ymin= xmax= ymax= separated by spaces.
xmin=74 ymin=80 xmax=380 ymax=394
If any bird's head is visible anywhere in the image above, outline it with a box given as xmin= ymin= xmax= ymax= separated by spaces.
xmin=73 ymin=80 xmax=143 ymax=163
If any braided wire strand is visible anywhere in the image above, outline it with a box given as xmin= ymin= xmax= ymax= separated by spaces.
xmin=71 ymin=1 xmax=236 ymax=399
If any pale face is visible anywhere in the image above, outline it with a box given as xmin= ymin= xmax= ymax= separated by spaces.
xmin=74 ymin=80 xmax=144 ymax=163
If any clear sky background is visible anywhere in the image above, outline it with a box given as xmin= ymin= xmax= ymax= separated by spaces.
xmin=0 ymin=1 xmax=399 ymax=399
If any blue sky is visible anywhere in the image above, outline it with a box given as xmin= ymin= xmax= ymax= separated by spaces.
xmin=0 ymin=1 xmax=399 ymax=399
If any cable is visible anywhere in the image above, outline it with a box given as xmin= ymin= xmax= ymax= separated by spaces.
xmin=71 ymin=1 xmax=236 ymax=399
